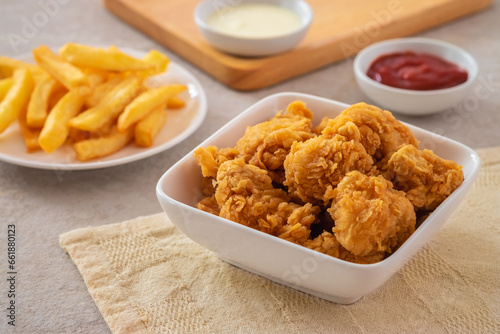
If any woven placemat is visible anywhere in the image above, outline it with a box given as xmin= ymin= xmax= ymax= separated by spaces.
xmin=60 ymin=147 xmax=500 ymax=334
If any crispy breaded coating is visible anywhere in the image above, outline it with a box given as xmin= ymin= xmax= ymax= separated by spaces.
xmin=303 ymin=231 xmax=342 ymax=257
xmin=329 ymin=171 xmax=416 ymax=257
xmin=215 ymin=158 xmax=275 ymax=206
xmin=278 ymin=203 xmax=320 ymax=244
xmin=303 ymin=231 xmax=385 ymax=264
xmin=196 ymin=196 xmax=220 ymax=215
xmin=214 ymin=158 xmax=320 ymax=237
xmin=195 ymin=101 xmax=315 ymax=184
xmin=384 ymin=144 xmax=464 ymax=211
xmin=215 ymin=158 xmax=289 ymax=234
xmin=284 ymin=122 xmax=374 ymax=205
xmin=323 ymin=103 xmax=419 ymax=161
xmin=236 ymin=101 xmax=316 ymax=183
xmin=219 ymin=190 xmax=291 ymax=234
xmin=194 ymin=145 xmax=239 ymax=179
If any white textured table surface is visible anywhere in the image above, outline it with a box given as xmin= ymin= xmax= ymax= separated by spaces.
xmin=0 ymin=0 xmax=499 ymax=333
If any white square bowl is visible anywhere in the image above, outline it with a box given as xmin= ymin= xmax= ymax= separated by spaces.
xmin=156 ymin=92 xmax=480 ymax=304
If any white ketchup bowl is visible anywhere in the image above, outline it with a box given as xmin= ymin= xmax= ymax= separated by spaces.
xmin=354 ymin=38 xmax=478 ymax=116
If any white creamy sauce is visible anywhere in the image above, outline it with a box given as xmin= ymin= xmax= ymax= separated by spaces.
xmin=206 ymin=4 xmax=303 ymax=38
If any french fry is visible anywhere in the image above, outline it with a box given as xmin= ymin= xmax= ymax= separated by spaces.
xmin=26 ymin=76 xmax=61 ymax=128
xmin=167 ymin=96 xmax=186 ymax=109
xmin=74 ymin=126 xmax=134 ymax=161
xmin=134 ymin=105 xmax=167 ymax=147
xmin=18 ymin=108 xmax=41 ymax=152
xmin=0 ymin=56 xmax=47 ymax=82
xmin=117 ymin=84 xmax=186 ymax=131
xmin=0 ymin=77 xmax=13 ymax=102
xmin=33 ymin=45 xmax=88 ymax=90
xmin=84 ymin=75 xmax=122 ymax=108
xmin=59 ymin=43 xmax=156 ymax=72
xmin=84 ymin=68 xmax=108 ymax=88
xmin=0 ymin=68 xmax=34 ymax=133
xmin=67 ymin=127 xmax=90 ymax=143
xmin=38 ymin=87 xmax=87 ymax=153
xmin=136 ymin=50 xmax=170 ymax=78
xmin=48 ymin=85 xmax=68 ymax=110
xmin=69 ymin=76 xmax=144 ymax=132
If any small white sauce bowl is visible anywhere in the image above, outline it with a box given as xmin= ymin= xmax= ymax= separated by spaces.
xmin=353 ymin=38 xmax=478 ymax=116
xmin=194 ymin=0 xmax=313 ymax=57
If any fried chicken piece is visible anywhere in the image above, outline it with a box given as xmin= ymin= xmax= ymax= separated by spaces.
xmin=235 ymin=101 xmax=316 ymax=183
xmin=329 ymin=171 xmax=416 ymax=257
xmin=303 ymin=231 xmax=342 ymax=257
xmin=214 ymin=158 xmax=320 ymax=237
xmin=277 ymin=203 xmax=320 ymax=244
xmin=219 ymin=190 xmax=292 ymax=234
xmin=215 ymin=158 xmax=275 ymax=206
xmin=194 ymin=145 xmax=239 ymax=179
xmin=195 ymin=101 xmax=315 ymax=184
xmin=323 ymin=103 xmax=419 ymax=162
xmin=284 ymin=121 xmax=374 ymax=205
xmin=196 ymin=196 xmax=220 ymax=215
xmin=214 ymin=158 xmax=289 ymax=234
xmin=339 ymin=246 xmax=386 ymax=264
xmin=303 ymin=231 xmax=385 ymax=264
xmin=313 ymin=116 xmax=330 ymax=135
xmin=384 ymin=144 xmax=464 ymax=211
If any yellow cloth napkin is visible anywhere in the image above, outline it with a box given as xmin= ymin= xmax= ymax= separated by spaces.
xmin=60 ymin=147 xmax=500 ymax=334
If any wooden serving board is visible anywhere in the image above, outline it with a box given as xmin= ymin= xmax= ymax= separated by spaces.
xmin=103 ymin=0 xmax=492 ymax=91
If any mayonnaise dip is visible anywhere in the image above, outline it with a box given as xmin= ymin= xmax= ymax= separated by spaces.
xmin=206 ymin=4 xmax=303 ymax=39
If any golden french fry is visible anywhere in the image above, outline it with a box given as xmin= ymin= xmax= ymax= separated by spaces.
xmin=68 ymin=121 xmax=118 ymax=143
xmin=74 ymin=126 xmax=134 ymax=161
xmin=117 ymin=84 xmax=186 ymax=131
xmin=0 ymin=77 xmax=13 ymax=102
xmin=67 ymin=127 xmax=90 ymax=143
xmin=84 ymin=75 xmax=122 ymax=108
xmin=135 ymin=105 xmax=167 ymax=147
xmin=0 ymin=56 xmax=47 ymax=82
xmin=59 ymin=43 xmax=156 ymax=72
xmin=48 ymin=85 xmax=68 ymax=110
xmin=135 ymin=50 xmax=170 ymax=77
xmin=167 ymin=96 xmax=186 ymax=109
xmin=69 ymin=76 xmax=144 ymax=132
xmin=33 ymin=45 xmax=88 ymax=90
xmin=18 ymin=108 xmax=41 ymax=153
xmin=0 ymin=68 xmax=34 ymax=133
xmin=84 ymin=68 xmax=108 ymax=88
xmin=0 ymin=56 xmax=33 ymax=77
xmin=38 ymin=88 xmax=87 ymax=153
xmin=26 ymin=77 xmax=61 ymax=128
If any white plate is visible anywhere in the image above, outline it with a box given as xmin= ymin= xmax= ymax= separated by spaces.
xmin=0 ymin=47 xmax=207 ymax=170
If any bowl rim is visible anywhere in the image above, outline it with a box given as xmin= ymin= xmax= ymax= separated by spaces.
xmin=353 ymin=37 xmax=479 ymax=96
xmin=194 ymin=0 xmax=314 ymax=42
xmin=157 ymin=92 xmax=481 ymax=270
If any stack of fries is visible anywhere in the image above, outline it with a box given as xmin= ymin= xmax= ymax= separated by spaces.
xmin=0 ymin=43 xmax=187 ymax=161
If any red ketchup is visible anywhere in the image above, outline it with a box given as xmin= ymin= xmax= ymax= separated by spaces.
xmin=367 ymin=51 xmax=468 ymax=90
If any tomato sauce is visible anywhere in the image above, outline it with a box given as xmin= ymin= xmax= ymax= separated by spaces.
xmin=367 ymin=51 xmax=468 ymax=90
